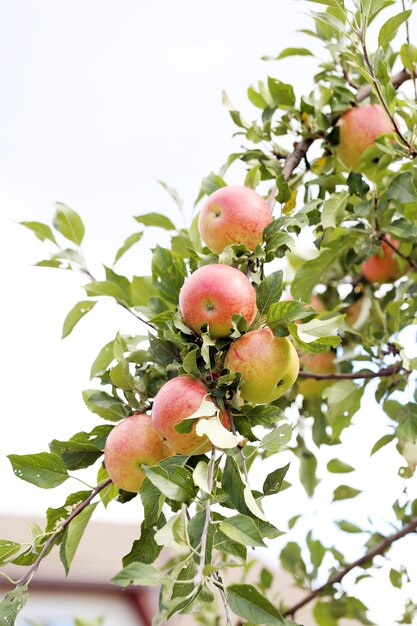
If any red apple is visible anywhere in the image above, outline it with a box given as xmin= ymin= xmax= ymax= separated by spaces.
xmin=298 ymin=351 xmax=336 ymax=398
xmin=224 ymin=327 xmax=299 ymax=404
xmin=336 ymin=104 xmax=392 ymax=170
xmin=179 ymin=264 xmax=257 ymax=338
xmin=198 ymin=186 xmax=272 ymax=254
xmin=152 ymin=375 xmax=230 ymax=455
xmin=362 ymin=236 xmax=404 ymax=283
xmin=104 ymin=413 xmax=172 ymax=492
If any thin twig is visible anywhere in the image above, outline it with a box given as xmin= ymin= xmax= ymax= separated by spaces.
xmin=195 ymin=446 xmax=216 ymax=585
xmin=401 ymin=0 xmax=417 ymax=100
xmin=284 ymin=514 xmax=417 ymax=618
xmin=212 ymin=572 xmax=234 ymax=626
xmin=298 ymin=363 xmax=404 ymax=381
xmin=15 ymin=478 xmax=112 ymax=588
xmin=379 ymin=234 xmax=417 ymax=271
xmin=360 ymin=33 xmax=416 ymax=156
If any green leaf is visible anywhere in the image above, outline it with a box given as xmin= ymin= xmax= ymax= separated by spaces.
xmin=60 ymin=503 xmax=97 ymax=575
xmin=300 ymin=450 xmax=318 ymax=497
xmin=156 ymin=179 xmax=184 ymax=210
xmin=268 ymin=77 xmax=296 ymax=107
xmin=291 ymin=236 xmax=356 ymax=301
xmin=400 ymin=43 xmax=417 ymax=72
xmin=324 ymin=381 xmax=364 ymax=439
xmin=0 ymin=540 xmax=22 ymax=566
xmin=130 ymin=275 xmax=159 ymax=307
xmin=337 ymin=521 xmax=363 ymax=533
xmin=140 ymin=477 xmax=165 ymax=526
xmin=49 ymin=426 xmax=109 ymax=470
xmin=7 ymin=452 xmax=69 ymax=488
xmin=333 ymin=485 xmax=361 ymax=501
xmin=112 ymin=562 xmax=161 ymax=588
xmin=84 ymin=280 xmax=127 ymax=301
xmin=289 ymin=319 xmax=341 ymax=354
xmin=238 ymin=404 xmax=286 ymax=427
xmin=20 ymin=221 xmax=58 ymax=245
xmin=347 ymin=172 xmax=370 ymax=197
xmin=321 ymin=191 xmax=349 ymax=229
xmin=327 ymin=459 xmax=355 ymax=473
xmin=53 ymin=202 xmax=85 ymax=245
xmin=82 ymin=389 xmax=130 ymax=421
xmin=143 ymin=465 xmax=196 ymax=502
xmin=0 ymin=586 xmax=28 ymax=626
xmin=263 ymin=463 xmax=290 ymax=496
xmin=226 ymin=584 xmax=285 ymax=625
xmin=123 ymin=521 xmax=163 ymax=566
xmin=370 ymin=433 xmax=395 ymax=455
xmin=244 ymin=165 xmax=262 ymax=190
xmin=269 ymin=47 xmax=314 ymax=60
xmin=256 ymin=271 xmax=283 ymax=315
xmin=134 ymin=213 xmax=176 ymax=230
xmin=114 ymin=232 xmax=143 ymax=264
xmin=222 ymin=456 xmax=252 ymax=516
xmin=259 ymin=423 xmax=292 ymax=452
xmin=90 ymin=340 xmax=115 ymax=378
xmin=219 ymin=515 xmax=266 ymax=547
xmin=267 ymin=301 xmax=313 ymax=336
xmin=397 ymin=404 xmax=417 ymax=442
xmin=378 ymin=10 xmax=411 ymax=48
xmin=152 ymin=245 xmax=186 ymax=305
xmin=386 ymin=171 xmax=417 ymax=204
xmin=62 ymin=300 xmax=96 ymax=339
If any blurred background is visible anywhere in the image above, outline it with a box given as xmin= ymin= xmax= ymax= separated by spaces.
xmin=0 ymin=1 xmax=416 ymax=625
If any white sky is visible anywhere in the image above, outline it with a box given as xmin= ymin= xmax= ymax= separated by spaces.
xmin=1 ymin=2 xmax=416 ymax=624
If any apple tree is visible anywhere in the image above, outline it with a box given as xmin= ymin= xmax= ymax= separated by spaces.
xmin=2 ymin=0 xmax=417 ymax=624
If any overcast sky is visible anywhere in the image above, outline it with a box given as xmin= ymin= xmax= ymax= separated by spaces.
xmin=1 ymin=2 xmax=416 ymax=624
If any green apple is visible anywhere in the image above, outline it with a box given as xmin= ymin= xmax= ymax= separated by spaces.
xmin=225 ymin=327 xmax=299 ymax=403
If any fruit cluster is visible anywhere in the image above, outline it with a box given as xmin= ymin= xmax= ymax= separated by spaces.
xmin=104 ymin=186 xmax=301 ymax=491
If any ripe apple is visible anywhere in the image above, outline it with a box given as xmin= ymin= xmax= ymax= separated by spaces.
xmin=224 ymin=327 xmax=299 ymax=404
xmin=104 ymin=413 xmax=172 ymax=492
xmin=361 ymin=236 xmax=404 ymax=283
xmin=179 ymin=264 xmax=257 ymax=338
xmin=198 ymin=185 xmax=272 ymax=254
xmin=336 ymin=104 xmax=392 ymax=170
xmin=298 ymin=351 xmax=336 ymax=398
xmin=152 ymin=375 xmax=230 ymax=455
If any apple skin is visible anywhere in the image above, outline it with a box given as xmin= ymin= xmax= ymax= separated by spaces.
xmin=336 ymin=104 xmax=392 ymax=170
xmin=298 ymin=351 xmax=336 ymax=398
xmin=361 ymin=236 xmax=404 ymax=283
xmin=198 ymin=186 xmax=272 ymax=254
xmin=224 ymin=327 xmax=299 ymax=404
xmin=179 ymin=264 xmax=257 ymax=338
xmin=104 ymin=413 xmax=172 ymax=492
xmin=151 ymin=375 xmax=230 ymax=455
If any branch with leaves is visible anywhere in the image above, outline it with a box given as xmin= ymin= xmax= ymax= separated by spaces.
xmin=284 ymin=514 xmax=417 ymax=619
xmin=298 ymin=362 xmax=404 ymax=381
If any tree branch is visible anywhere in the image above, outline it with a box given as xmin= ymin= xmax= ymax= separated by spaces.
xmin=284 ymin=514 xmax=417 ymax=618
xmin=212 ymin=572 xmax=234 ymax=626
xmin=298 ymin=363 xmax=404 ymax=381
xmin=15 ymin=478 xmax=112 ymax=588
xmin=379 ymin=234 xmax=417 ymax=272
xmin=283 ymin=68 xmax=416 ymax=181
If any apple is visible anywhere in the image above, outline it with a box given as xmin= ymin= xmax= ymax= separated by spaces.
xmin=336 ymin=104 xmax=392 ymax=170
xmin=179 ymin=264 xmax=257 ymax=337
xmin=298 ymin=351 xmax=336 ymax=398
xmin=361 ymin=236 xmax=404 ymax=283
xmin=198 ymin=186 xmax=272 ymax=254
xmin=224 ymin=327 xmax=299 ymax=404
xmin=104 ymin=413 xmax=172 ymax=492
xmin=151 ymin=375 xmax=230 ymax=455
